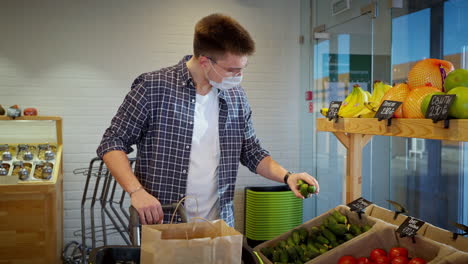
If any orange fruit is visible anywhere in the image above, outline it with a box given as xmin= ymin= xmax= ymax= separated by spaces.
xmin=380 ymin=83 xmax=410 ymax=118
xmin=403 ymin=86 xmax=440 ymax=118
xmin=407 ymin=58 xmax=454 ymax=91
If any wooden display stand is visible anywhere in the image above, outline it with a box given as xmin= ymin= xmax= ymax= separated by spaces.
xmin=0 ymin=116 xmax=63 ymax=264
xmin=316 ymin=117 xmax=468 ymax=203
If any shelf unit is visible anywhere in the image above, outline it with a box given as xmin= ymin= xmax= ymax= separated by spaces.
xmin=316 ymin=118 xmax=468 ymax=203
xmin=0 ymin=116 xmax=63 ymax=264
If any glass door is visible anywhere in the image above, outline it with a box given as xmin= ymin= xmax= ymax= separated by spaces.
xmin=308 ymin=0 xmax=377 ymax=217
xmin=384 ymin=0 xmax=468 ymax=231
xmin=304 ymin=0 xmax=468 ymax=230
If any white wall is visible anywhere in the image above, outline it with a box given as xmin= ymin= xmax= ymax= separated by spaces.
xmin=0 ymin=0 xmax=302 ymax=246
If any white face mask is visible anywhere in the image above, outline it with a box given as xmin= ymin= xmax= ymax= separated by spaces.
xmin=207 ymin=60 xmax=243 ymax=91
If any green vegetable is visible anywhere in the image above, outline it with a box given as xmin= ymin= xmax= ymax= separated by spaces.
xmin=273 ymin=249 xmax=281 ymax=262
xmin=287 ymin=236 xmax=295 ymax=247
xmin=319 ymin=247 xmax=328 ymax=254
xmin=261 ymin=247 xmax=273 ymax=259
xmin=326 ymin=215 xmax=338 ymax=226
xmin=307 ymin=243 xmax=320 ymax=255
xmin=322 ymin=228 xmax=337 ymax=243
xmin=344 ymin=233 xmax=355 ymax=241
xmin=314 ymin=242 xmax=328 ymax=251
xmin=315 ymin=235 xmax=329 ymax=245
xmin=329 ymin=223 xmax=347 ymax=236
xmin=349 ymin=224 xmax=362 ymax=236
xmin=298 ymin=228 xmax=308 ymax=242
xmin=331 ymin=210 xmax=348 ymax=224
xmin=292 ymin=230 xmax=301 ymax=245
xmin=287 ymin=246 xmax=297 ymax=261
xmin=361 ymin=224 xmax=372 ymax=232
xmin=278 ymin=240 xmax=287 ymax=248
xmin=280 ymin=249 xmax=288 ymax=263
xmin=300 ymin=184 xmax=309 ymax=197
xmin=330 ymin=240 xmax=339 ymax=248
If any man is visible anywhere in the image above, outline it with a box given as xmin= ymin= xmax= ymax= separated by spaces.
xmin=97 ymin=13 xmax=319 ymax=226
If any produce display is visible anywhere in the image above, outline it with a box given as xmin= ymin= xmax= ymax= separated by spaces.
xmin=255 ymin=203 xmax=468 ymax=264
xmin=260 ymin=210 xmax=372 ymax=264
xmin=0 ymin=143 xmax=57 ymax=181
xmin=337 ymin=247 xmax=427 ymax=264
xmin=320 ymin=58 xmax=468 ymax=120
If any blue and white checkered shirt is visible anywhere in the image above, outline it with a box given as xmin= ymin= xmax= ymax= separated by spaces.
xmin=97 ymin=55 xmax=270 ymax=226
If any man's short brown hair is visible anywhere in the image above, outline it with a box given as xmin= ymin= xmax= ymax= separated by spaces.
xmin=193 ymin=13 xmax=255 ymax=59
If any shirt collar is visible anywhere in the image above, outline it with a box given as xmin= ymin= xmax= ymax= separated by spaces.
xmin=179 ymin=55 xmax=194 ymax=87
xmin=178 ymin=55 xmax=227 ymax=99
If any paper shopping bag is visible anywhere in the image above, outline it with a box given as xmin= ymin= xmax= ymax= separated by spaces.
xmin=140 ymin=219 xmax=243 ymax=264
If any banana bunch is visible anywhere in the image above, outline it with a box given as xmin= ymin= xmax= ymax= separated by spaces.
xmin=364 ymin=81 xmax=392 ymax=112
xmin=354 ymin=81 xmax=393 ymax=118
xmin=322 ymin=82 xmax=392 ymax=119
xmin=338 ymin=84 xmax=369 ymax=118
xmin=320 ymin=108 xmax=329 ymax=117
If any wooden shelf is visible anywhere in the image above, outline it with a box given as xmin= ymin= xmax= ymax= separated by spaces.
xmin=317 ymin=118 xmax=468 ymax=142
xmin=316 ymin=117 xmax=468 ymax=203
xmin=0 ymin=116 xmax=62 ymax=121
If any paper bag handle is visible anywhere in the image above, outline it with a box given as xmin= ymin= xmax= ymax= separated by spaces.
xmin=170 ymin=196 xmax=219 ymax=240
xmin=170 ymin=195 xmax=199 ymax=224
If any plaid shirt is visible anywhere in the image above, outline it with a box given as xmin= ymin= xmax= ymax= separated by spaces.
xmin=97 ymin=55 xmax=270 ymax=226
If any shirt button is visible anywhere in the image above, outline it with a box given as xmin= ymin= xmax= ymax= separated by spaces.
xmin=191 ymin=99 xmax=195 ymax=103
xmin=185 ymin=145 xmax=190 ymax=149
xmin=189 ymin=121 xmax=193 ymax=125
xmin=179 ymin=193 xmax=184 ymax=197
xmin=178 ymin=217 xmax=182 ymax=222
xmin=182 ymin=169 xmax=187 ymax=173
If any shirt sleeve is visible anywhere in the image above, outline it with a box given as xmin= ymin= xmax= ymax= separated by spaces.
xmin=97 ymin=75 xmax=149 ymax=158
xmin=239 ymin=96 xmax=270 ymax=173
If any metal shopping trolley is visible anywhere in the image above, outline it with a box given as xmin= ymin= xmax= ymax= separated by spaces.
xmin=72 ymin=157 xmax=261 ymax=264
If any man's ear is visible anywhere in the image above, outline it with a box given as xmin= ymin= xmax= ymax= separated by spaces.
xmin=198 ymin=56 xmax=210 ymax=69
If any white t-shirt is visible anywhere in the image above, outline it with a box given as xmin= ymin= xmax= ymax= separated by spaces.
xmin=185 ymin=87 xmax=220 ymax=221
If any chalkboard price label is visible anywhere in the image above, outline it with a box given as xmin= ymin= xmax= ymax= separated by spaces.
xmin=347 ymin=197 xmax=373 ymax=212
xmin=396 ymin=216 xmax=425 ymax=238
xmin=425 ymin=94 xmax=455 ymax=122
xmin=375 ymin=100 xmax=402 ymax=121
xmin=327 ymin=101 xmax=342 ymax=121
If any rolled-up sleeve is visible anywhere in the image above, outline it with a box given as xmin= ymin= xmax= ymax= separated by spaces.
xmin=97 ymin=75 xmax=149 ymax=158
xmin=239 ymin=99 xmax=270 ymax=173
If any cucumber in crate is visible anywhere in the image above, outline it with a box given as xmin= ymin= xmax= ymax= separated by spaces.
xmin=255 ymin=205 xmax=376 ymax=264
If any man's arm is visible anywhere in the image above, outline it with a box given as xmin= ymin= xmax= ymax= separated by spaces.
xmin=97 ymin=75 xmax=163 ymax=224
xmin=102 ymin=150 xmax=163 ymax=224
xmin=256 ymin=156 xmax=320 ymax=199
xmin=238 ymin=92 xmax=319 ymax=198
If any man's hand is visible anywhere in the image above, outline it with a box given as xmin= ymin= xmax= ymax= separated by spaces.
xmin=286 ymin=172 xmax=320 ymax=199
xmin=131 ymin=189 xmax=164 ymax=225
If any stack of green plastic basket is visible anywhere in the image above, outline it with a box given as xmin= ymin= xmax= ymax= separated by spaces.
xmin=245 ymin=186 xmax=303 ymax=242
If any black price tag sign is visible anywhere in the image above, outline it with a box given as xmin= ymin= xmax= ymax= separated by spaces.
xmin=375 ymin=100 xmax=402 ymax=121
xmin=347 ymin=197 xmax=373 ymax=212
xmin=396 ymin=217 xmax=425 ymax=238
xmin=425 ymin=94 xmax=455 ymax=122
xmin=326 ymin=101 xmax=342 ymax=121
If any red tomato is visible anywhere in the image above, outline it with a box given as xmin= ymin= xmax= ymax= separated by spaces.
xmin=357 ymin=257 xmax=373 ymax=264
xmin=391 ymin=256 xmax=409 ymax=264
xmin=370 ymin=249 xmax=387 ymax=261
xmin=389 ymin=247 xmax=409 ymax=259
xmin=408 ymin=258 xmax=427 ymax=264
xmin=338 ymin=256 xmax=357 ymax=264
xmin=374 ymin=256 xmax=390 ymax=264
